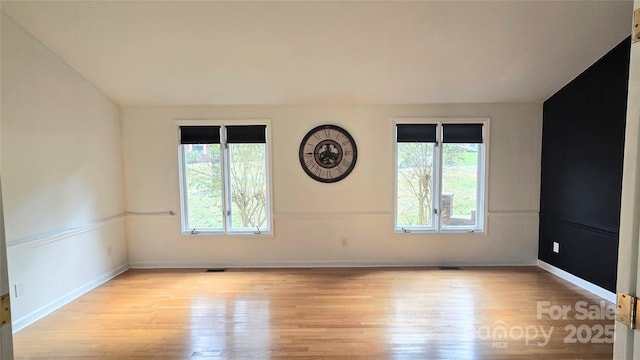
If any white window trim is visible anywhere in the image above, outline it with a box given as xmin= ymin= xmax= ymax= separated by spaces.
xmin=176 ymin=119 xmax=274 ymax=237
xmin=393 ymin=117 xmax=490 ymax=234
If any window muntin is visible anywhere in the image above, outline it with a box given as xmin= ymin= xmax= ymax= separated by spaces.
xmin=179 ymin=123 xmax=271 ymax=235
xmin=395 ymin=121 xmax=486 ymax=233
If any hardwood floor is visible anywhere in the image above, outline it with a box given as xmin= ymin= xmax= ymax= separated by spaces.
xmin=13 ymin=267 xmax=614 ymax=359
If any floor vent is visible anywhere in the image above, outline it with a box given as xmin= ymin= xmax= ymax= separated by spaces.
xmin=205 ymin=269 xmax=227 ymax=273
xmin=439 ymin=266 xmax=461 ymax=270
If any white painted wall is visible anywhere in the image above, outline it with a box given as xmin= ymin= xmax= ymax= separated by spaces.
xmin=1 ymin=13 xmax=128 ymax=331
xmin=123 ymin=103 xmax=542 ymax=268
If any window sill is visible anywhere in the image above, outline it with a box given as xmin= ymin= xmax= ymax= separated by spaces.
xmin=395 ymin=229 xmax=484 ymax=235
xmin=182 ymin=230 xmax=272 ymax=237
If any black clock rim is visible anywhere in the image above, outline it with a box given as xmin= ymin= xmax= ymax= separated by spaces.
xmin=299 ymin=124 xmax=357 ymax=183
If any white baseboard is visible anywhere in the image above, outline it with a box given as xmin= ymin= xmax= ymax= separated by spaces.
xmin=130 ymin=260 xmax=437 ymax=269
xmin=12 ymin=263 xmax=130 ymax=333
xmin=537 ymin=260 xmax=615 ymax=303
xmin=129 ymin=259 xmax=538 ymax=269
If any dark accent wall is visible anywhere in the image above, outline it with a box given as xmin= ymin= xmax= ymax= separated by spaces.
xmin=539 ymin=37 xmax=630 ymax=292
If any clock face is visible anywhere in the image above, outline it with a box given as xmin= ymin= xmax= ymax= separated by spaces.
xmin=299 ymin=124 xmax=357 ymax=183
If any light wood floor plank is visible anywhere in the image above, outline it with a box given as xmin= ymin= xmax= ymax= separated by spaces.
xmin=13 ymin=267 xmax=614 ymax=359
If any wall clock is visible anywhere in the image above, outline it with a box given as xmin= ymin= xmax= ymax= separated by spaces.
xmin=299 ymin=124 xmax=357 ymax=183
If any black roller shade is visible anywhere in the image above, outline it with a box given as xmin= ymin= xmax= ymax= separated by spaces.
xmin=226 ymin=125 xmax=267 ymax=144
xmin=180 ymin=126 xmax=221 ymax=144
xmin=442 ymin=124 xmax=483 ymax=143
xmin=396 ymin=124 xmax=437 ymax=142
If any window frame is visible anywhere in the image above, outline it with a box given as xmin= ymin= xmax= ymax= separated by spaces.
xmin=393 ymin=117 xmax=489 ymax=234
xmin=177 ymin=119 xmax=273 ymax=236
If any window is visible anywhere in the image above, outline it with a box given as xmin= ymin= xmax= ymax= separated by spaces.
xmin=395 ymin=120 xmax=486 ymax=233
xmin=178 ymin=122 xmax=271 ymax=235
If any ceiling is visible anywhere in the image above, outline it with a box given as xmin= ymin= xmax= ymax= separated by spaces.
xmin=0 ymin=1 xmax=633 ymax=107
